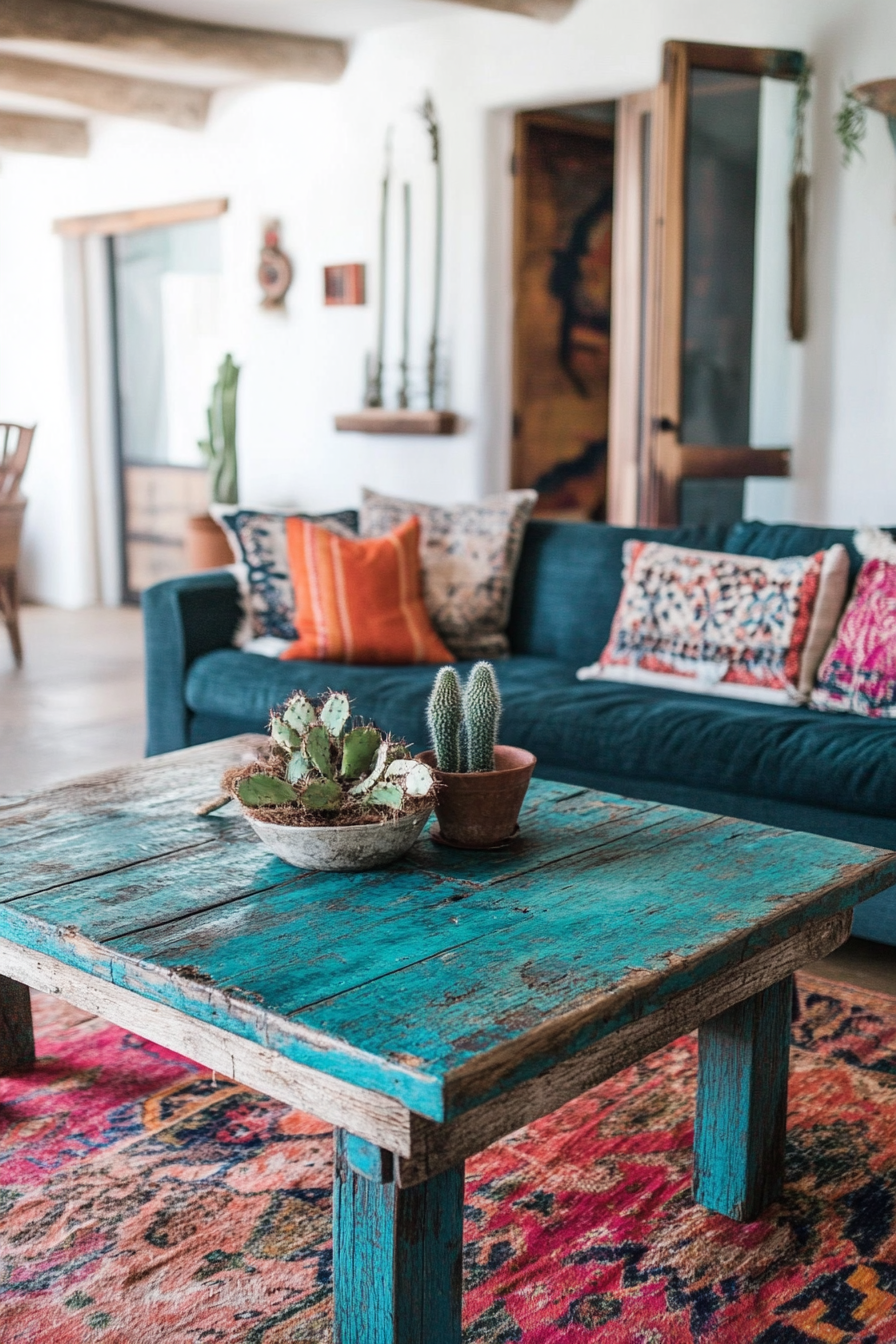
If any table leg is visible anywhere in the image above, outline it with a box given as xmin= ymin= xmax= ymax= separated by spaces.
xmin=693 ymin=973 xmax=792 ymax=1222
xmin=333 ymin=1128 xmax=463 ymax=1344
xmin=0 ymin=974 xmax=35 ymax=1073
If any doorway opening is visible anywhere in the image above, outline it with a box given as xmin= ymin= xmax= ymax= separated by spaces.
xmin=511 ymin=103 xmax=615 ymax=520
xmin=109 ymin=215 xmax=224 ymax=599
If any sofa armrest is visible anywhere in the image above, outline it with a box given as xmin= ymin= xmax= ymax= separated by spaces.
xmin=142 ymin=569 xmax=241 ymax=756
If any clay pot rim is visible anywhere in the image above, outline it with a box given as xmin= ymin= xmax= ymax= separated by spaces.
xmin=416 ymin=745 xmax=537 ymax=779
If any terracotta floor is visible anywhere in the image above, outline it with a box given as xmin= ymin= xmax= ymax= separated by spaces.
xmin=1 ymin=603 xmax=894 ymax=995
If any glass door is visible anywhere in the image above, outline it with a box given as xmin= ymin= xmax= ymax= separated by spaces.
xmin=641 ymin=41 xmax=805 ymax=525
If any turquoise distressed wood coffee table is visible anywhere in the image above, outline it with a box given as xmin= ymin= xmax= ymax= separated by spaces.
xmin=2 ymin=736 xmax=895 ymax=1342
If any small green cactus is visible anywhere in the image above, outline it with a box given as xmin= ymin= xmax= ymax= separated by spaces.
xmin=427 ymin=666 xmax=463 ymax=772
xmin=426 ymin=661 xmax=502 ymax=774
xmin=232 ymin=690 xmax=435 ymax=820
xmin=198 ymin=354 xmax=239 ymax=506
xmin=463 ymin=662 xmax=501 ymax=773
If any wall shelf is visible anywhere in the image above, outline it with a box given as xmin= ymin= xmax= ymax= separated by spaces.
xmin=334 ymin=409 xmax=459 ymax=436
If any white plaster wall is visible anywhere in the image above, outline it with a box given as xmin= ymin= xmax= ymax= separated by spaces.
xmin=0 ymin=0 xmax=888 ymax=604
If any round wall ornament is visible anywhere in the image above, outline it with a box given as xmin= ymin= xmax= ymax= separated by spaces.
xmin=258 ymin=222 xmax=293 ymax=308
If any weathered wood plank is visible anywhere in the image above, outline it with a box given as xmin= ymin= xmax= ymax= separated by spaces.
xmin=0 ymin=110 xmax=87 ymax=157
xmin=0 ymin=52 xmax=211 ymax=129
xmin=2 ymin=787 xmax=892 ymax=1119
xmin=395 ymin=911 xmax=849 ymax=1186
xmin=0 ymin=936 xmax=414 ymax=1155
xmin=0 ymin=735 xmax=260 ymax=848
xmin=693 ymin=975 xmax=793 ymax=1221
xmin=0 ymin=0 xmax=347 ymax=82
xmin=0 ymin=973 xmax=34 ymax=1073
xmin=334 ymin=1129 xmax=463 ymax=1344
xmin=284 ymin=820 xmax=896 ymax=1115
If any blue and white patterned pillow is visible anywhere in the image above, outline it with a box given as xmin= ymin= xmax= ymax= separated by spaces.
xmin=214 ymin=507 xmax=357 ymax=642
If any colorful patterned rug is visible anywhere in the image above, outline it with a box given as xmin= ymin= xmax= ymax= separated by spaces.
xmin=1 ymin=973 xmax=896 ymax=1343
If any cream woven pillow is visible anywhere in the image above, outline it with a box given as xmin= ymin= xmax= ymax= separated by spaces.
xmin=359 ymin=488 xmax=537 ymax=659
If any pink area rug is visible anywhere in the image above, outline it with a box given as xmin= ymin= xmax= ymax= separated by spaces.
xmin=1 ymin=974 xmax=896 ymax=1342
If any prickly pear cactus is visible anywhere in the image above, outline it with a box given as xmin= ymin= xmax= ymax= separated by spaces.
xmin=234 ymin=690 xmax=435 ymax=820
xmin=463 ymin=661 xmax=501 ymax=773
xmin=427 ymin=666 xmax=463 ymax=772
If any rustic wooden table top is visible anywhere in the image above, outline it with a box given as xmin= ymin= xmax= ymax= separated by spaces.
xmin=2 ymin=735 xmax=894 ymax=1136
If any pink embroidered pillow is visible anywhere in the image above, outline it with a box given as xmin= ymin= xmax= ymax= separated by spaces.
xmin=577 ymin=540 xmax=837 ymax=705
xmin=813 ymin=529 xmax=896 ymax=717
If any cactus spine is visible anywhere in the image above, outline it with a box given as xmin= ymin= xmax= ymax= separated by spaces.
xmin=427 ymin=666 xmax=463 ymax=772
xmin=198 ymin=353 xmax=239 ymax=505
xmin=463 ymin=662 xmax=501 ymax=772
xmin=235 ymin=690 xmax=435 ymax=817
xmin=427 ymin=662 xmax=502 ymax=773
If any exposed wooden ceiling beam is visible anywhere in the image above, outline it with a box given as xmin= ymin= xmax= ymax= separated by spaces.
xmin=0 ymin=52 xmax=210 ymax=129
xmin=426 ymin=0 xmax=576 ymax=18
xmin=0 ymin=1 xmax=347 ymax=83
xmin=0 ymin=109 xmax=88 ymax=156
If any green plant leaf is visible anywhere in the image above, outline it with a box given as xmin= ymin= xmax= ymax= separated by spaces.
xmin=367 ymin=782 xmax=404 ymax=810
xmin=270 ymin=716 xmax=301 ymax=753
xmin=286 ymin=748 xmax=310 ymax=784
xmin=304 ymin=724 xmax=334 ymax=778
xmin=320 ymin=691 xmax=350 ymax=737
xmin=341 ymin=726 xmax=382 ymax=779
xmin=283 ymin=693 xmax=316 ymax=733
xmin=302 ymin=778 xmax=342 ymax=810
xmin=237 ymin=774 xmax=297 ymax=807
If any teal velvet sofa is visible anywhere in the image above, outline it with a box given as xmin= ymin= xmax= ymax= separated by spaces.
xmin=142 ymin=518 xmax=896 ymax=947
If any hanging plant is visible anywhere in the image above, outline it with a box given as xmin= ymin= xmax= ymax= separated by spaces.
xmin=835 ymin=85 xmax=868 ymax=165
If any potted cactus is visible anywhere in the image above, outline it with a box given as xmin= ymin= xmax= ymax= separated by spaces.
xmin=223 ymin=690 xmax=436 ymax=870
xmin=418 ymin=662 xmax=536 ymax=849
xmin=187 ymin=353 xmax=240 ymax=572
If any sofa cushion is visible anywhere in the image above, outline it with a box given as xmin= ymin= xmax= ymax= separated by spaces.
xmin=498 ymin=677 xmax=896 ymax=821
xmin=508 ymin=521 xmax=729 ymax=666
xmin=185 ymin=649 xmax=572 ymax=755
xmin=725 ymin=521 xmax=896 ymax=584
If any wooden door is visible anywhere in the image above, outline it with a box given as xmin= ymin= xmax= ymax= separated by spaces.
xmin=511 ymin=110 xmax=615 ymax=519
xmin=642 ymin=42 xmax=805 ymax=525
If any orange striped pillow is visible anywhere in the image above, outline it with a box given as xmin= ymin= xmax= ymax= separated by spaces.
xmin=281 ymin=514 xmax=455 ymax=664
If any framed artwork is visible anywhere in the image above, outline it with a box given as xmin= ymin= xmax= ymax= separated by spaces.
xmin=324 ymin=263 xmax=366 ymax=306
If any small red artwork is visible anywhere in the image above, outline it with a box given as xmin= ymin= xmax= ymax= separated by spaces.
xmin=324 ymin=264 xmax=366 ymax=306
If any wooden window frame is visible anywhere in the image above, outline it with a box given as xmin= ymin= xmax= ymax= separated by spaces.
xmin=643 ymin=41 xmax=804 ymax=524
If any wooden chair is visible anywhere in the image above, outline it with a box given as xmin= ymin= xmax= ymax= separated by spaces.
xmin=0 ymin=424 xmax=36 ymax=667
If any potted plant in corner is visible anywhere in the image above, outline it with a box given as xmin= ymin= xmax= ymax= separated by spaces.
xmin=418 ymin=662 xmax=536 ymax=849
xmin=186 ymin=353 xmax=240 ymax=571
xmin=223 ymin=690 xmax=436 ymax=871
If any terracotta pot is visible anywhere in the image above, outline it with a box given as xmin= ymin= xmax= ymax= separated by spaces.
xmin=417 ymin=745 xmax=537 ymax=849
xmin=186 ymin=513 xmax=232 ymax=571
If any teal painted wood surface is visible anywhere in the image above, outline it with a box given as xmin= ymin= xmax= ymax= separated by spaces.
xmin=693 ymin=975 xmax=793 ymax=1220
xmin=333 ymin=1129 xmax=463 ymax=1344
xmin=1 ymin=742 xmax=894 ymax=1120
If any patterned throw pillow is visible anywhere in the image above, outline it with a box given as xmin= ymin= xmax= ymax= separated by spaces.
xmin=812 ymin=528 xmax=896 ymax=718
xmin=213 ymin=507 xmax=357 ymax=643
xmin=577 ymin=540 xmax=839 ymax=705
xmin=281 ymin=516 xmax=455 ymax=664
xmin=359 ymin=488 xmax=537 ymax=659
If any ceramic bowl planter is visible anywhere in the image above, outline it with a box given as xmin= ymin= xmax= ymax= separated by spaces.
xmin=246 ymin=808 xmax=431 ymax=871
xmin=417 ymin=745 xmax=536 ymax=849
xmin=224 ymin=689 xmax=436 ymax=872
